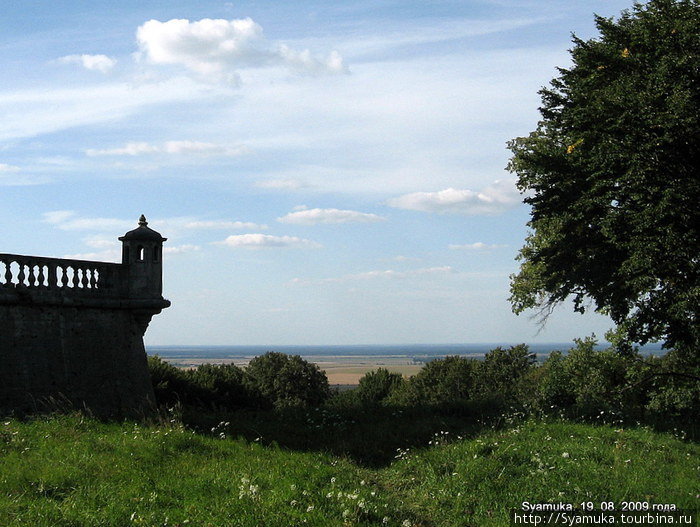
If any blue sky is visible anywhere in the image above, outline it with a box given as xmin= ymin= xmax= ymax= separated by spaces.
xmin=1 ymin=0 xmax=633 ymax=345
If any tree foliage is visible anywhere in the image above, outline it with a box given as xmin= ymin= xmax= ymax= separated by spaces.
xmin=475 ymin=344 xmax=536 ymax=401
xmin=245 ymin=352 xmax=331 ymax=409
xmin=508 ymin=0 xmax=700 ymax=354
xmin=355 ymin=368 xmax=405 ymax=405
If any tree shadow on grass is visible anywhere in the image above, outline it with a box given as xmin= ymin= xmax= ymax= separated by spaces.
xmin=175 ymin=399 xmax=700 ymax=469
xmin=178 ymin=400 xmax=507 ymax=468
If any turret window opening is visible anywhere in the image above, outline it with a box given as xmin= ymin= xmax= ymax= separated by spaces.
xmin=153 ymin=246 xmax=160 ymax=262
xmin=137 ymin=246 xmax=145 ymax=262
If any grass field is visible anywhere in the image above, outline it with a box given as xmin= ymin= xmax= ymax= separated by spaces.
xmin=1 ymin=413 xmax=697 ymax=526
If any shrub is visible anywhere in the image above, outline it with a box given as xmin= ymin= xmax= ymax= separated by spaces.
xmin=355 ymin=368 xmax=405 ymax=405
xmin=245 ymin=352 xmax=331 ymax=409
xmin=185 ymin=363 xmax=259 ymax=409
xmin=474 ymin=344 xmax=536 ymax=402
xmin=531 ymin=338 xmax=647 ymax=419
xmin=645 ymin=349 xmax=700 ymax=419
xmin=389 ymin=356 xmax=477 ymax=406
xmin=147 ymin=355 xmax=196 ymax=406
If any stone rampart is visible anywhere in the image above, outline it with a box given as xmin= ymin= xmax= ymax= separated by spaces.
xmin=0 ymin=216 xmax=169 ymax=417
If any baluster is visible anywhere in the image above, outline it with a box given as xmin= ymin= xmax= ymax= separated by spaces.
xmin=61 ymin=266 xmax=68 ymax=288
xmin=0 ymin=260 xmax=6 ymax=286
xmin=17 ymin=263 xmax=26 ymax=287
xmin=6 ymin=261 xmax=14 ymax=286
xmin=89 ymin=268 xmax=97 ymax=289
xmin=37 ymin=265 xmax=46 ymax=287
xmin=80 ymin=267 xmax=88 ymax=289
xmin=26 ymin=264 xmax=35 ymax=286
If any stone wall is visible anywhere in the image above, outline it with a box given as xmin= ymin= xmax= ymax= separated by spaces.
xmin=0 ymin=217 xmax=169 ymax=418
xmin=0 ymin=302 xmax=157 ymax=417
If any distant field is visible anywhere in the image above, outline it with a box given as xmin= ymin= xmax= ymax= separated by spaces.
xmin=163 ymin=355 xmax=423 ymax=385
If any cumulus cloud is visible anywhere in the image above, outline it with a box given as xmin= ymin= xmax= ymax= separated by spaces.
xmin=135 ymin=18 xmax=346 ymax=82
xmin=59 ymin=54 xmax=117 ymax=73
xmin=277 ymin=207 xmax=386 ymax=225
xmin=449 ymin=242 xmax=507 ymax=251
xmin=292 ymin=266 xmax=454 ymax=285
xmin=215 ymin=233 xmax=322 ymax=249
xmin=86 ymin=140 xmax=247 ymax=157
xmin=386 ymin=179 xmax=521 ymax=215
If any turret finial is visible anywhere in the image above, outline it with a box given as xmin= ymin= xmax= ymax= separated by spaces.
xmin=138 ymin=214 xmax=148 ymax=227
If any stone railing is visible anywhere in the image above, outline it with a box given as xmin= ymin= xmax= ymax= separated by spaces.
xmin=0 ymin=253 xmax=123 ymax=297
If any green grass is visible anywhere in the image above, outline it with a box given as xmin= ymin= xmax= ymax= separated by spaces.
xmin=0 ymin=414 xmax=697 ymax=527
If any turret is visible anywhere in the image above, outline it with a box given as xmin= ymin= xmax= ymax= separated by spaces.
xmin=118 ymin=215 xmax=166 ymax=298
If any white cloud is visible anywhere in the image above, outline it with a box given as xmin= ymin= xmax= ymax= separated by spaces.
xmin=386 ymin=179 xmax=522 ymax=215
xmin=164 ymin=244 xmax=201 ymax=254
xmin=0 ymin=77 xmax=224 ymax=142
xmin=83 ymin=235 xmax=118 ymax=249
xmin=86 ymin=140 xmax=247 ymax=157
xmin=255 ymin=179 xmax=307 ymax=190
xmin=292 ymin=266 xmax=454 ymax=285
xmin=277 ymin=207 xmax=386 ymax=225
xmin=42 ymin=211 xmax=132 ymax=231
xmin=378 ymin=255 xmax=423 ymax=263
xmin=449 ymin=242 xmax=507 ymax=251
xmin=63 ymin=249 xmax=121 ymax=262
xmin=183 ymin=220 xmax=266 ymax=230
xmin=59 ymin=54 xmax=117 ymax=73
xmin=43 ymin=212 xmax=266 ymax=241
xmin=135 ymin=18 xmax=346 ymax=83
xmin=215 ymin=233 xmax=322 ymax=249
xmin=0 ymin=163 xmax=20 ymax=173
xmin=0 ymin=163 xmax=48 ymax=186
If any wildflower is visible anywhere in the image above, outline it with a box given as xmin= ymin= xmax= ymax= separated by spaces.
xmin=382 ymin=518 xmax=390 ymax=525
xmin=402 ymin=520 xmax=413 ymax=527
xmin=330 ymin=477 xmax=336 ymax=484
xmin=290 ymin=500 xmax=298 ymax=506
xmin=562 ymin=452 xmax=570 ymax=458
xmin=306 ymin=505 xmax=315 ymax=512
xmin=621 ymin=48 xmax=630 ymax=57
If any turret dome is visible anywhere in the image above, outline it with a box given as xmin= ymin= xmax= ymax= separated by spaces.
xmin=118 ymin=215 xmax=167 ymax=242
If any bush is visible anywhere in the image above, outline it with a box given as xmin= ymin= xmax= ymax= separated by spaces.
xmin=355 ymin=368 xmax=405 ymax=405
xmin=147 ymin=355 xmax=194 ymax=406
xmin=245 ymin=352 xmax=331 ymax=409
xmin=530 ymin=338 xmax=648 ymax=419
xmin=389 ymin=356 xmax=477 ymax=406
xmin=645 ymin=349 xmax=700 ymax=419
xmin=185 ymin=363 xmax=258 ymax=409
xmin=474 ymin=344 xmax=536 ymax=403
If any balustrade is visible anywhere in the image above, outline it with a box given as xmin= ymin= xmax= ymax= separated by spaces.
xmin=0 ymin=253 xmax=121 ymax=297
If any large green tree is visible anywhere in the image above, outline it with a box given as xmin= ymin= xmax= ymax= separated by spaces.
xmin=508 ymin=0 xmax=699 ymax=354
